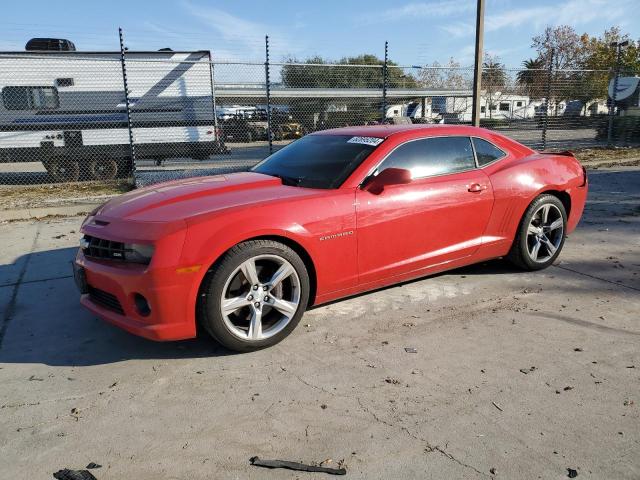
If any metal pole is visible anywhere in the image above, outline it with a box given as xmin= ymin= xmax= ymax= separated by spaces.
xmin=382 ymin=41 xmax=388 ymax=122
xmin=471 ymin=0 xmax=485 ymax=127
xmin=206 ymin=50 xmax=220 ymax=155
xmin=607 ymin=44 xmax=623 ymax=147
xmin=265 ymin=35 xmax=273 ymax=155
xmin=118 ymin=27 xmax=136 ymax=175
xmin=542 ymin=48 xmax=554 ymax=151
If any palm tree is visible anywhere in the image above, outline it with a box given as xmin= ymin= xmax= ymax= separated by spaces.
xmin=482 ymin=57 xmax=507 ymax=118
xmin=517 ymin=58 xmax=545 ymax=99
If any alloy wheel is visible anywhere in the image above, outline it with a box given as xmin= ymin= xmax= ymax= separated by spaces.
xmin=526 ymin=203 xmax=564 ymax=263
xmin=220 ymin=254 xmax=301 ymax=341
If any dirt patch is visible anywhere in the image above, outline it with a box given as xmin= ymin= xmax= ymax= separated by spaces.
xmin=571 ymin=146 xmax=640 ymax=169
xmin=0 ymin=181 xmax=133 ymax=211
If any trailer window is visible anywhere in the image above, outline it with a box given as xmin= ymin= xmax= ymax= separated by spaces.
xmin=2 ymin=86 xmax=59 ymax=110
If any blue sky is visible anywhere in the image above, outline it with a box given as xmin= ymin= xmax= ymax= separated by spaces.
xmin=1 ymin=0 xmax=638 ymax=67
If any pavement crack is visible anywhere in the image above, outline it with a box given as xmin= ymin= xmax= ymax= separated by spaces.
xmin=356 ymin=397 xmax=490 ymax=478
xmin=288 ymin=372 xmax=338 ymax=397
xmin=431 ymin=446 xmax=491 ymax=478
xmin=553 ymin=264 xmax=640 ymax=292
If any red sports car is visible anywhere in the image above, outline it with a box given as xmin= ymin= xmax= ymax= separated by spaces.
xmin=75 ymin=125 xmax=587 ymax=351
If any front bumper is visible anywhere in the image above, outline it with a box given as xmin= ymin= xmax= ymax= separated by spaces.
xmin=76 ymin=250 xmax=198 ymax=341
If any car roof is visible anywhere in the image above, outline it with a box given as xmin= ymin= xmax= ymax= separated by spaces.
xmin=311 ymin=123 xmax=534 ymax=155
xmin=311 ymin=124 xmax=495 ymax=139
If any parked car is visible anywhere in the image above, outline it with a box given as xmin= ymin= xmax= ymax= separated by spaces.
xmin=220 ymin=115 xmax=268 ymax=142
xmin=74 ymin=125 xmax=587 ymax=352
xmin=272 ymin=122 xmax=305 ymax=140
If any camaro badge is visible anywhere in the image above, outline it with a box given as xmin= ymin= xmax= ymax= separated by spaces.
xmin=319 ymin=230 xmax=354 ymax=241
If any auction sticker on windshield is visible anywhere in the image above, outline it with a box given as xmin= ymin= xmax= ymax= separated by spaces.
xmin=347 ymin=136 xmax=384 ymax=146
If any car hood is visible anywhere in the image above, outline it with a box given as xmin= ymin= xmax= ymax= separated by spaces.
xmin=94 ymin=172 xmax=317 ymax=223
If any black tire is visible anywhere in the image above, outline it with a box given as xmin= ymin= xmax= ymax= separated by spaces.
xmin=198 ymin=240 xmax=310 ymax=352
xmin=507 ymin=194 xmax=567 ymax=271
xmin=89 ymin=158 xmax=118 ymax=180
xmin=44 ymin=159 xmax=80 ymax=183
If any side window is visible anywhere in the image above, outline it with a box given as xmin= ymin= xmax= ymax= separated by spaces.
xmin=1 ymin=86 xmax=59 ymax=110
xmin=378 ymin=136 xmax=475 ymax=179
xmin=472 ymin=137 xmax=506 ymax=166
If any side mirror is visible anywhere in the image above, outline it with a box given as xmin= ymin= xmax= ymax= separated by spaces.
xmin=363 ymin=168 xmax=412 ymax=194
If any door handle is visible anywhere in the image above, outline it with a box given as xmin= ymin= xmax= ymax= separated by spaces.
xmin=468 ymin=183 xmax=487 ymax=193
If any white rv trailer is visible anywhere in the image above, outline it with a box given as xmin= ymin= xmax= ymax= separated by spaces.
xmin=0 ymin=47 xmax=227 ymax=181
xmin=431 ymin=93 xmax=537 ymax=122
xmin=386 ymin=101 xmax=434 ymax=120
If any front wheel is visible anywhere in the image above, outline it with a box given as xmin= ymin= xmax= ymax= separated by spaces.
xmin=198 ymin=240 xmax=310 ymax=352
xmin=508 ymin=194 xmax=567 ymax=270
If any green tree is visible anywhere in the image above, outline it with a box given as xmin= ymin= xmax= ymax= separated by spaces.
xmin=281 ymin=54 xmax=417 ymax=89
xmin=280 ymin=54 xmax=417 ymax=128
xmin=579 ymin=27 xmax=640 ymax=112
xmin=516 ymin=58 xmax=546 ymax=99
xmin=580 ymin=27 xmax=640 ymax=74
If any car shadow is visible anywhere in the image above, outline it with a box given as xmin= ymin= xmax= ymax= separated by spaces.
xmin=0 ymin=247 xmax=237 ymax=367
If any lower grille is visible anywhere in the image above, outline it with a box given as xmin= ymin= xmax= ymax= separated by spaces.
xmin=88 ymin=285 xmax=125 ymax=315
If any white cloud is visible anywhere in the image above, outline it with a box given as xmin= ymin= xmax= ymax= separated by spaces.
xmin=486 ymin=0 xmax=630 ymax=32
xmin=359 ymin=0 xmax=475 ymax=24
xmin=373 ymin=0 xmax=631 ymax=35
xmin=181 ymin=1 xmax=298 ymax=60
xmin=439 ymin=21 xmax=475 ymax=38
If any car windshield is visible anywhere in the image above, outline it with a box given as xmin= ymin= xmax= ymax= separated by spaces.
xmin=251 ymin=134 xmax=382 ymax=189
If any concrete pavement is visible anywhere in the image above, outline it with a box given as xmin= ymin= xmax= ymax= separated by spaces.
xmin=0 ymin=167 xmax=638 ymax=479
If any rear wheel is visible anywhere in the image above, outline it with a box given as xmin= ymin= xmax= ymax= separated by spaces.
xmin=198 ymin=240 xmax=310 ymax=352
xmin=89 ymin=158 xmax=118 ymax=180
xmin=508 ymin=194 xmax=567 ymax=270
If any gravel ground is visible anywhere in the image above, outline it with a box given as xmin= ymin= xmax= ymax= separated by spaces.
xmin=0 ymin=167 xmax=638 ymax=479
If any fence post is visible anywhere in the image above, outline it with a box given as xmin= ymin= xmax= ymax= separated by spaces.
xmin=207 ymin=51 xmax=219 ymax=133
xmin=541 ymin=48 xmax=554 ymax=151
xmin=382 ymin=41 xmax=388 ymax=122
xmin=118 ymin=27 xmax=136 ymax=176
xmin=607 ymin=44 xmax=623 ymax=147
xmin=265 ymin=35 xmax=273 ymax=155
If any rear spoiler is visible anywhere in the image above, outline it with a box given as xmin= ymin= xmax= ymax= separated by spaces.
xmin=540 ymin=150 xmax=575 ymax=157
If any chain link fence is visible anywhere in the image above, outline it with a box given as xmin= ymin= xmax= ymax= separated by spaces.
xmin=1 ymin=43 xmax=638 ymax=190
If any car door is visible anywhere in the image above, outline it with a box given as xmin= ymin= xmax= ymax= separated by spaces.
xmin=355 ymin=136 xmax=494 ymax=286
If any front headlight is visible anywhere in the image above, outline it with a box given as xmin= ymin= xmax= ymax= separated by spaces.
xmin=124 ymin=243 xmax=155 ymax=264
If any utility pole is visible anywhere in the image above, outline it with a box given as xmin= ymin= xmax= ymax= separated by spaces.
xmin=607 ymin=40 xmax=629 ymax=146
xmin=382 ymin=41 xmax=388 ymax=122
xmin=118 ymin=27 xmax=136 ymax=175
xmin=265 ymin=35 xmax=273 ymax=154
xmin=471 ymin=0 xmax=485 ymax=127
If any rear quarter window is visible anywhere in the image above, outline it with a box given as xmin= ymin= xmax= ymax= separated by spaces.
xmin=472 ymin=137 xmax=507 ymax=166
